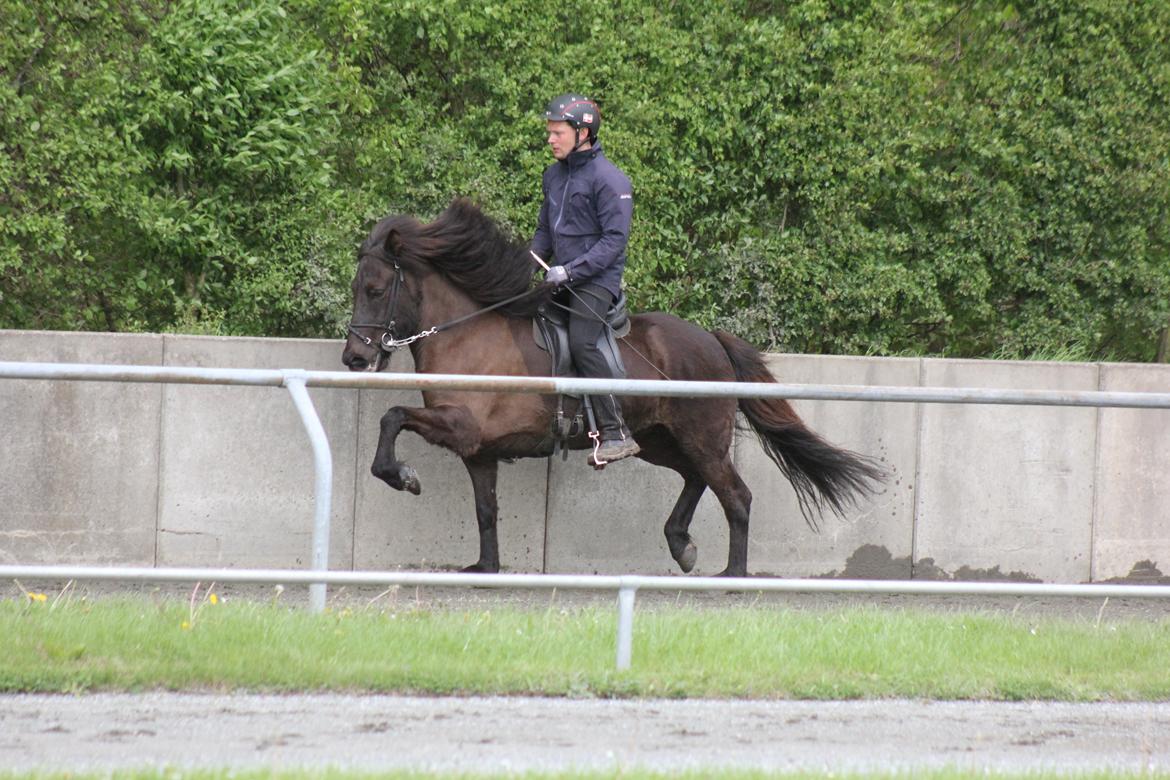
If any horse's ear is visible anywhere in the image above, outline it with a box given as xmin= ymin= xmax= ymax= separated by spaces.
xmin=384 ymin=228 xmax=402 ymax=257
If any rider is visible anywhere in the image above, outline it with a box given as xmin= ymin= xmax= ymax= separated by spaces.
xmin=531 ymin=93 xmax=640 ymax=465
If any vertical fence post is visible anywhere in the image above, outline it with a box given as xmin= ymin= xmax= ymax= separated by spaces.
xmin=282 ymin=370 xmax=333 ymax=613
xmin=616 ymin=583 xmax=637 ymax=670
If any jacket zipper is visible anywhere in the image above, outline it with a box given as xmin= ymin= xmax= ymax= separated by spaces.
xmin=551 ymin=167 xmax=573 ymax=260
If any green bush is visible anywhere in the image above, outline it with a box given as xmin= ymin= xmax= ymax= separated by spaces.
xmin=3 ymin=0 xmax=1168 ymax=358
xmin=1 ymin=0 xmax=361 ymax=335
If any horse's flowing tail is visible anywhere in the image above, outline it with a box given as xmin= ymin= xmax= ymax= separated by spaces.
xmin=713 ymin=331 xmax=886 ymax=530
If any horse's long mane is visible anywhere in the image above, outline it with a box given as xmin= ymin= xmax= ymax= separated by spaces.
xmin=364 ymin=198 xmax=549 ymax=318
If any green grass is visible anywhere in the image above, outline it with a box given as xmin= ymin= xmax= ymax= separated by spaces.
xmin=2 ymin=593 xmax=1169 ymax=700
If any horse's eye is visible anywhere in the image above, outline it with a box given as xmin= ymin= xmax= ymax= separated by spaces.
xmin=367 ymin=288 xmax=386 ymax=298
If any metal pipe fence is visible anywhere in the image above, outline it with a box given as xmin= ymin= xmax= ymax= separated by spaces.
xmin=4 ymin=359 xmax=1170 ymax=668
xmin=7 ymin=359 xmax=1170 ymax=407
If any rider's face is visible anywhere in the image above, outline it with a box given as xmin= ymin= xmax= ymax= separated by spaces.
xmin=547 ymin=121 xmax=585 ymax=160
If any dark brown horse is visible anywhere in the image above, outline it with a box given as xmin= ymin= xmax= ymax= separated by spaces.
xmin=342 ymin=199 xmax=884 ymax=576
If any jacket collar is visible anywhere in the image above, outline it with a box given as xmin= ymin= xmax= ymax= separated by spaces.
xmin=562 ymin=141 xmax=603 ymax=169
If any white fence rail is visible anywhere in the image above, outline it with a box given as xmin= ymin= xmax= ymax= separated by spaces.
xmin=4 ymin=360 xmax=1170 ymax=668
xmin=7 ymin=359 xmax=1170 ymax=407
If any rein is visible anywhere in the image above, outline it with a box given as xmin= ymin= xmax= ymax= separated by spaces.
xmin=348 ymin=255 xmax=672 ymax=381
xmin=347 ymin=261 xmax=541 ymax=353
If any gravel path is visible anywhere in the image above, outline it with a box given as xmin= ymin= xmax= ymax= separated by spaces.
xmin=3 ymin=693 xmax=1169 ymax=774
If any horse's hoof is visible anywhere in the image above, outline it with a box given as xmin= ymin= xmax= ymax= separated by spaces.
xmin=372 ymin=463 xmax=421 ymax=493
xmin=381 ymin=465 xmax=419 ymax=494
xmin=677 ymin=542 xmax=698 ymax=573
xmin=401 ymin=466 xmax=421 ymax=495
xmin=460 ymin=562 xmax=499 ymax=574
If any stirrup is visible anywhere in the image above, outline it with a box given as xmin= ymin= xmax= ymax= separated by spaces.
xmin=588 ymin=430 xmax=607 ymax=469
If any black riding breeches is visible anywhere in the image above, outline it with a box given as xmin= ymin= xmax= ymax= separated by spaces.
xmin=562 ymin=283 xmax=627 ymax=437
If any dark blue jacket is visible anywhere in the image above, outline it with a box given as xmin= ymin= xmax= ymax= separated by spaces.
xmin=531 ymin=142 xmax=633 ymax=298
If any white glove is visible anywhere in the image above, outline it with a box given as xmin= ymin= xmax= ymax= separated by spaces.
xmin=545 ymin=265 xmax=570 ymax=286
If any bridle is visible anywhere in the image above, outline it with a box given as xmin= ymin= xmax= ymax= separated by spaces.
xmin=346 ymin=256 xmax=541 ymax=356
xmin=346 ymin=260 xmax=435 ymax=353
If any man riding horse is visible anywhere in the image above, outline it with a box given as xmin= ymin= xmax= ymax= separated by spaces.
xmin=531 ymin=93 xmax=641 ymax=466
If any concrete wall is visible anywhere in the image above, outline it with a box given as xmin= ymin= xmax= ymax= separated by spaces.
xmin=2 ymin=329 xmax=1168 ymax=583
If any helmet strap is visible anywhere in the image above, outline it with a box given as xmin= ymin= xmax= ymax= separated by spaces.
xmin=571 ymin=127 xmax=592 ymax=154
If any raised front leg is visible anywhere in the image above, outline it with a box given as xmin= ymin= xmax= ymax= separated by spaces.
xmin=371 ymin=404 xmax=482 ymax=495
xmin=461 ymin=456 xmax=501 ymax=573
xmin=371 ymin=406 xmax=422 ymax=493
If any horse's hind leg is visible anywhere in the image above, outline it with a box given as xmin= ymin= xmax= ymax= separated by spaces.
xmin=664 ymin=477 xmax=706 ymax=573
xmin=699 ymin=454 xmax=753 ymax=577
xmin=462 ymin=455 xmax=501 ymax=573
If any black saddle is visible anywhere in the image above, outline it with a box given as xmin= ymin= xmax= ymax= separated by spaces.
xmin=533 ymin=292 xmax=630 ymax=384
xmin=532 ymin=292 xmax=631 ymax=456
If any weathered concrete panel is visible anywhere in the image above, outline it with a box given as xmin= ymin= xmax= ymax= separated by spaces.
xmin=915 ymin=360 xmax=1098 ymax=582
xmin=737 ymin=354 xmax=921 ymax=578
xmin=0 ymin=330 xmax=163 ymax=565
xmin=544 ymin=355 xmax=919 ymax=577
xmin=544 ymin=450 xmax=727 ymax=575
xmin=352 ymin=350 xmax=548 ymax=573
xmin=1093 ymin=363 xmax=1170 ymax=582
xmin=7 ymin=329 xmax=1169 ymax=583
xmin=156 ymin=336 xmax=357 ymax=570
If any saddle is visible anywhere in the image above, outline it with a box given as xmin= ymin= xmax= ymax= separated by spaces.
xmin=532 ymin=293 xmax=631 ymax=458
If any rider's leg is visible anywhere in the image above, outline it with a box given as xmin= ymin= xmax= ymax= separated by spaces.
xmin=567 ymin=283 xmax=640 ymax=464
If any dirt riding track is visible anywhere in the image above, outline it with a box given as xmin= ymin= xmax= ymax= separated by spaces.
xmin=4 ymin=693 xmax=1169 ymax=774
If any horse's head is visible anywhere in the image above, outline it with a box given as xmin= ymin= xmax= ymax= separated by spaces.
xmin=343 ymin=201 xmax=550 ymax=371
xmin=341 ymin=221 xmax=422 ymax=372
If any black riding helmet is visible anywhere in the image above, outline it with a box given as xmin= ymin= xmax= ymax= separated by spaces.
xmin=544 ymin=93 xmax=601 ymax=144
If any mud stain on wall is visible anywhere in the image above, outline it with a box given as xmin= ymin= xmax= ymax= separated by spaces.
xmin=1101 ymin=560 xmax=1170 ymax=585
xmin=819 ymin=544 xmax=1041 ymax=582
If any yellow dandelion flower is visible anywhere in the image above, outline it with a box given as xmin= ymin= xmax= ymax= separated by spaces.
xmin=209 ymin=593 xmax=219 ymax=605
xmin=181 ymin=621 xmax=191 ymax=630
xmin=28 ymin=593 xmax=48 ymax=603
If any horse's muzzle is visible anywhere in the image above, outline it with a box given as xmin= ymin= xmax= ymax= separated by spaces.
xmin=341 ymin=340 xmax=383 ymax=372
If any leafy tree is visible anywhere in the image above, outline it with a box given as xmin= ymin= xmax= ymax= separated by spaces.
xmin=3 ymin=0 xmax=1168 ymax=360
xmin=1 ymin=1 xmax=155 ymax=330
xmin=1 ymin=0 xmax=361 ymax=335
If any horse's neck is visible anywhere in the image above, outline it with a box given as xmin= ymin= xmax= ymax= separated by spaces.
xmin=418 ymin=273 xmax=478 ymax=326
xmin=413 ymin=275 xmax=517 ymax=375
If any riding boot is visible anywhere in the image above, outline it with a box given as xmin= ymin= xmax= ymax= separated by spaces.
xmin=588 ymin=393 xmax=640 ymax=466
xmin=566 ymin=282 xmax=641 ymax=467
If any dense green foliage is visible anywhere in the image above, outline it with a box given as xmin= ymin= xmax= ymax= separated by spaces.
xmin=3 ymin=0 xmax=1168 ymax=359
